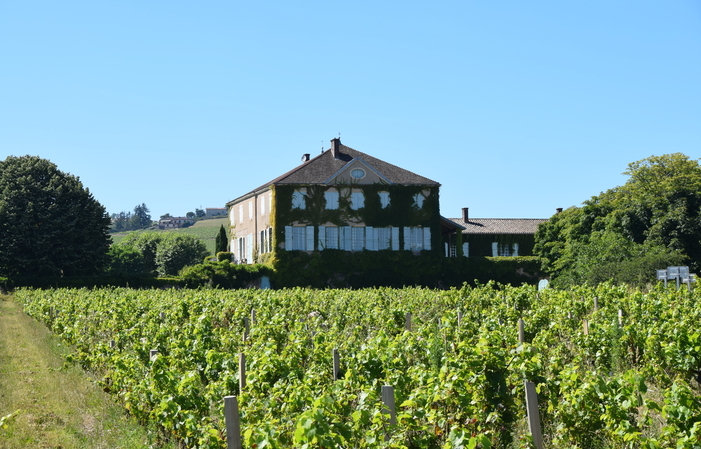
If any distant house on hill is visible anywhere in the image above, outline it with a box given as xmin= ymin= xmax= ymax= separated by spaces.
xmin=205 ymin=208 xmax=227 ymax=218
xmin=158 ymin=217 xmax=194 ymax=229
xmin=226 ymin=138 xmax=464 ymax=264
xmin=448 ymin=208 xmax=547 ymax=257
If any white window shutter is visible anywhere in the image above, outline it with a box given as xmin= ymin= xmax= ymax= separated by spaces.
xmin=306 ymin=226 xmax=314 ymax=251
xmin=366 ymin=226 xmax=375 ymax=251
xmin=492 ymin=242 xmax=498 ymax=257
xmin=285 ymin=226 xmax=292 ymax=250
xmin=391 ymin=227 xmax=399 ymax=250
xmin=463 ymin=242 xmax=469 ymax=257
xmin=403 ymin=227 xmax=410 ymax=250
xmin=246 ymin=234 xmax=253 ymax=262
xmin=445 ymin=242 xmax=448 ymax=257
xmin=423 ymin=227 xmax=431 ymax=250
xmin=513 ymin=243 xmax=519 ymax=257
xmin=343 ymin=226 xmax=352 ymax=250
xmin=318 ymin=226 xmax=325 ymax=250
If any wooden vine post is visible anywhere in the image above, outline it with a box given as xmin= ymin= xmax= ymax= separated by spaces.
xmin=524 ymin=381 xmax=544 ymax=449
xmin=381 ymin=384 xmax=397 ymax=439
xmin=332 ymin=348 xmax=340 ymax=381
xmin=405 ymin=313 xmax=412 ymax=332
xmin=457 ymin=310 xmax=463 ymax=327
xmin=238 ymin=352 xmax=246 ymax=394
xmin=243 ymin=317 xmax=250 ymax=342
xmin=583 ymin=319 xmax=589 ymax=336
xmin=223 ymin=395 xmax=242 ymax=449
xmin=518 ymin=318 xmax=525 ymax=344
xmin=618 ymin=309 xmax=623 ymax=326
xmin=149 ymin=349 xmax=159 ymax=361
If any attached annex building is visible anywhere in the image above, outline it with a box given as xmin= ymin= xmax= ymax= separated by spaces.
xmin=226 ymin=138 xmax=454 ymax=264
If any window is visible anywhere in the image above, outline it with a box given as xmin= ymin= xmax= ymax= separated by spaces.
xmin=378 ymin=191 xmax=390 ymax=208
xmin=325 ymin=190 xmax=339 ymax=210
xmin=248 ymin=201 xmax=253 ymax=220
xmin=318 ymin=226 xmax=339 ymax=249
xmin=463 ymin=242 xmax=469 ymax=257
xmin=350 ymin=191 xmax=364 ymax=210
xmin=352 ymin=227 xmax=365 ymax=251
xmin=492 ymin=242 xmax=519 ymax=257
xmin=413 ymin=193 xmax=425 ymax=209
xmin=351 ymin=168 xmax=365 ymax=179
xmin=371 ymin=227 xmax=398 ymax=250
xmin=292 ymin=189 xmax=306 ymax=209
xmin=403 ymin=227 xmax=431 ymax=251
xmin=239 ymin=205 xmax=244 ymax=223
xmin=285 ymin=226 xmax=314 ymax=251
xmin=260 ymin=196 xmax=265 ymax=216
xmin=229 ymin=208 xmax=235 ymax=224
xmin=259 ymin=228 xmax=272 ymax=254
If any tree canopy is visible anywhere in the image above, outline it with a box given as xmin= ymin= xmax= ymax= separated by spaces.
xmin=0 ymin=155 xmax=112 ymax=277
xmin=534 ymin=153 xmax=699 ymax=287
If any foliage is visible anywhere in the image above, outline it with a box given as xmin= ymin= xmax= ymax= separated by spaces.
xmin=16 ymin=284 xmax=701 ymax=448
xmin=215 ymin=225 xmax=228 ymax=254
xmin=111 ymin=204 xmax=153 ymax=232
xmin=116 ymin=232 xmax=208 ymax=277
xmin=106 ymin=245 xmax=149 ymax=276
xmin=180 ymin=261 xmax=273 ymax=288
xmin=0 ymin=155 xmax=112 ymax=277
xmin=535 ymin=153 xmax=701 ymax=287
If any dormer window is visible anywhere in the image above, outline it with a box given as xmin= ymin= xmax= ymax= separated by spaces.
xmin=351 ymin=169 xmax=365 ymax=179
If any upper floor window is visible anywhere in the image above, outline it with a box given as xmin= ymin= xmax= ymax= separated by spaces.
xmin=248 ymin=201 xmax=253 ymax=220
xmin=325 ymin=190 xmax=339 ymax=210
xmin=351 ymin=168 xmax=365 ymax=179
xmin=238 ymin=205 xmax=244 ymax=223
xmin=378 ymin=191 xmax=390 ymax=208
xmin=292 ymin=189 xmax=306 ymax=209
xmin=413 ymin=193 xmax=425 ymax=209
xmin=493 ymin=242 xmax=519 ymax=257
xmin=260 ymin=195 xmax=266 ymax=215
xmin=350 ymin=191 xmax=365 ymax=210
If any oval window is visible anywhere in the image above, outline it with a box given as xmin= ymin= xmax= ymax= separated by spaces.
xmin=351 ymin=169 xmax=365 ymax=179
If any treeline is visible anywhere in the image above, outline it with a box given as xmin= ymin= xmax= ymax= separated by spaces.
xmin=534 ymin=153 xmax=700 ymax=288
xmin=110 ymin=203 xmax=152 ymax=232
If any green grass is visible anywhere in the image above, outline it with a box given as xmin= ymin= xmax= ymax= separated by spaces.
xmin=109 ymin=217 xmax=228 ymax=255
xmin=0 ymin=295 xmax=176 ymax=449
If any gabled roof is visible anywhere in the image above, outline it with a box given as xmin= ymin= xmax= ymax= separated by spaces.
xmin=227 ymin=140 xmax=439 ymax=205
xmin=449 ymin=218 xmax=547 ymax=235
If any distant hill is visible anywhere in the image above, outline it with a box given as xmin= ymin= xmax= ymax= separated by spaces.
xmin=110 ymin=217 xmax=229 ymax=255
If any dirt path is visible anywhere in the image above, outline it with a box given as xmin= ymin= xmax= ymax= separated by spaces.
xmin=0 ymin=295 xmax=165 ymax=449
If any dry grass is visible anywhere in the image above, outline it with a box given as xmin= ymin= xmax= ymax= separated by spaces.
xmin=0 ymin=295 xmax=174 ymax=449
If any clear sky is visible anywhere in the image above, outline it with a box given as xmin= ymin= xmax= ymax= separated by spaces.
xmin=2 ymin=1 xmax=700 ymax=221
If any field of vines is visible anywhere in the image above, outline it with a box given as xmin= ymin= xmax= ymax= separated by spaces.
xmin=16 ymin=283 xmax=701 ymax=449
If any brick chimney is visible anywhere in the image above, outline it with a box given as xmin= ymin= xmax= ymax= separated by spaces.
xmin=462 ymin=207 xmax=469 ymax=222
xmin=330 ymin=138 xmax=341 ymax=159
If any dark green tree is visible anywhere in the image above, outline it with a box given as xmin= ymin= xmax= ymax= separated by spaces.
xmin=0 ymin=155 xmax=112 ymax=277
xmin=195 ymin=208 xmax=205 ymax=218
xmin=535 ymin=153 xmax=701 ymax=287
xmin=117 ymin=231 xmax=208 ymax=277
xmin=215 ymin=224 xmax=228 ymax=254
xmin=130 ymin=203 xmax=152 ymax=229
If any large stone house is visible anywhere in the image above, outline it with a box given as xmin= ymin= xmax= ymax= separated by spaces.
xmin=226 ymin=138 xmax=461 ymax=264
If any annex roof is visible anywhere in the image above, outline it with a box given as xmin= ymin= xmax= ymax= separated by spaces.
xmin=449 ymin=218 xmax=548 ymax=235
xmin=227 ymin=139 xmax=439 ymax=205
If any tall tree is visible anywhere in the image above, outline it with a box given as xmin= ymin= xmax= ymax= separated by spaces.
xmin=0 ymin=155 xmax=112 ymax=277
xmin=215 ymin=224 xmax=228 ymax=254
xmin=130 ymin=203 xmax=152 ymax=229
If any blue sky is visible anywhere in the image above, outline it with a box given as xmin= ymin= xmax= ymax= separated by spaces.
xmin=2 ymin=1 xmax=700 ymax=220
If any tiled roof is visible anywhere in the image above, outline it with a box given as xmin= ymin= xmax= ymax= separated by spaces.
xmin=228 ymin=141 xmax=438 ymax=205
xmin=449 ymin=218 xmax=548 ymax=235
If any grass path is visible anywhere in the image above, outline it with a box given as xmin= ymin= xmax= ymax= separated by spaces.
xmin=0 ymin=295 xmax=171 ymax=449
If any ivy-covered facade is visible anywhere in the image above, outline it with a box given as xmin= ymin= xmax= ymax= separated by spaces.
xmin=226 ymin=138 xmax=457 ymax=264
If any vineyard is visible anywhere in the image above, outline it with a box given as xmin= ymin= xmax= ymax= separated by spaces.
xmin=15 ymin=283 xmax=701 ymax=448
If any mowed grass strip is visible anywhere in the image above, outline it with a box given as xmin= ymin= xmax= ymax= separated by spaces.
xmin=0 ymin=295 xmax=173 ymax=449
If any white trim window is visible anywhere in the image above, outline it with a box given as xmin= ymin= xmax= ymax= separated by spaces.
xmin=404 ymin=227 xmax=431 ymax=251
xmin=378 ymin=191 xmax=390 ymax=209
xmin=463 ymin=242 xmax=469 ymax=257
xmin=285 ymin=225 xmax=314 ymax=251
xmin=374 ymin=227 xmax=397 ymax=250
xmin=246 ymin=234 xmax=253 ymax=262
xmin=350 ymin=191 xmax=364 ymax=210
xmin=259 ymin=228 xmax=272 ymax=254
xmin=352 ymin=227 xmax=365 ymax=251
xmin=325 ymin=190 xmax=339 ymax=210
xmin=318 ymin=226 xmax=339 ymax=250
xmin=292 ymin=189 xmax=307 ymax=209
xmin=260 ymin=196 xmax=266 ymax=216
xmin=340 ymin=226 xmax=352 ymax=250
xmin=239 ymin=205 xmax=244 ymax=223
xmin=248 ymin=201 xmax=253 ymax=220
xmin=493 ymin=242 xmax=519 ymax=257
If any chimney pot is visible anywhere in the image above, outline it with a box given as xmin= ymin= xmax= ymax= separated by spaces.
xmin=331 ymin=138 xmax=341 ymax=159
xmin=556 ymin=207 xmax=563 ymax=214
xmin=302 ymin=153 xmax=310 ymax=162
xmin=462 ymin=207 xmax=469 ymax=222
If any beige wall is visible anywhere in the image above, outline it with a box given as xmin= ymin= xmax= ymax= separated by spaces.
xmin=228 ymin=189 xmax=273 ymax=263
